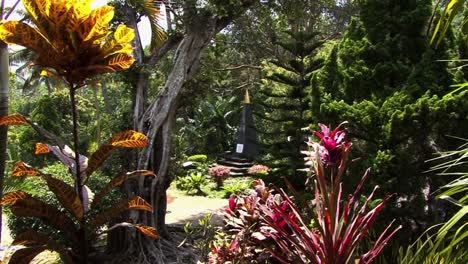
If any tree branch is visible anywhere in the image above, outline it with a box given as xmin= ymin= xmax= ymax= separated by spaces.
xmin=216 ymin=64 xmax=261 ymax=71
xmin=147 ymin=33 xmax=184 ymax=65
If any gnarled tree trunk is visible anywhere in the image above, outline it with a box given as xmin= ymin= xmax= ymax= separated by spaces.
xmin=138 ymin=19 xmax=219 ymax=237
xmin=110 ymin=2 xmax=257 ymax=263
xmin=0 ymin=41 xmax=9 ymax=246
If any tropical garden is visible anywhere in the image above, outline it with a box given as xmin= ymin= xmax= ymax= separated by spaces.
xmin=0 ymin=0 xmax=466 ymax=263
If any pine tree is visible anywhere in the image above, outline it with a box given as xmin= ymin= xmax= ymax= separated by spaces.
xmin=257 ymin=29 xmax=324 ymax=183
xmin=316 ymin=0 xmax=468 ymax=242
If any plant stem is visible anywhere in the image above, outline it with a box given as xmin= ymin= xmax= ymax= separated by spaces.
xmin=70 ymin=86 xmax=88 ymax=264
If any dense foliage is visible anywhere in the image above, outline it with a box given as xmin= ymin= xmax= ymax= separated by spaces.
xmin=0 ymin=1 xmax=157 ymax=263
xmin=315 ymin=0 xmax=468 ymax=242
xmin=212 ymin=123 xmax=400 ymax=263
xmin=0 ymin=0 xmax=466 ymax=263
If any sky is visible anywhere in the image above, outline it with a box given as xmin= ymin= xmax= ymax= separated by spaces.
xmin=3 ymin=0 xmax=154 ymax=47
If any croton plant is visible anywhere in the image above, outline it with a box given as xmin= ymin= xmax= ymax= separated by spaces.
xmin=0 ymin=115 xmax=158 ymax=263
xmin=0 ymin=0 xmax=158 ymax=263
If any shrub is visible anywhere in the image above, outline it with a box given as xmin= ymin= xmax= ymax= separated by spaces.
xmin=177 ymin=172 xmax=208 ymax=195
xmin=209 ymin=238 xmax=240 ymax=264
xmin=248 ymin=164 xmax=270 ymax=176
xmin=181 ymin=214 xmax=219 ymax=261
xmin=208 ymin=166 xmax=231 ymax=188
xmin=222 ymin=181 xmax=250 ymax=198
xmin=187 ymin=154 xmax=208 ymax=163
xmin=218 ymin=180 xmax=275 ymax=263
xmin=177 ymin=155 xmax=212 ymax=194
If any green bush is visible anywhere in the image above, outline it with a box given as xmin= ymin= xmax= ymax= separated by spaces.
xmin=186 ymin=154 xmax=208 ymax=163
xmin=176 ymin=172 xmax=208 ymax=195
xmin=222 ymin=181 xmax=250 ymax=198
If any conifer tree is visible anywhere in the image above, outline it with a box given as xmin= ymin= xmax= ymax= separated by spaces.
xmin=316 ymin=0 xmax=468 ymax=241
xmin=257 ymin=29 xmax=324 ymax=182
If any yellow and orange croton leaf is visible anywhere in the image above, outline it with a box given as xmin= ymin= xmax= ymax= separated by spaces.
xmin=0 ymin=21 xmax=50 ymax=55
xmin=0 ymin=0 xmax=138 ymax=84
xmin=135 ymin=224 xmax=159 ymax=240
xmin=100 ymin=25 xmax=135 ymax=57
xmin=127 ymin=196 xmax=153 ymax=212
xmin=35 ymin=143 xmax=50 ymax=155
xmin=110 ymin=130 xmax=147 ymax=148
xmin=8 ymin=246 xmax=48 ymax=264
xmin=10 ymin=196 xmax=77 ymax=235
xmin=92 ymin=170 xmax=155 ymax=207
xmin=1 ymin=191 xmax=30 ymax=205
xmin=85 ymin=144 xmax=114 ymax=177
xmin=11 ymin=229 xmax=74 ymax=264
xmin=86 ymin=131 xmax=148 ymax=177
xmin=44 ymin=176 xmax=83 ymax=220
xmin=12 ymin=162 xmax=41 ymax=177
xmin=78 ymin=5 xmax=115 ymax=42
xmin=12 ymin=229 xmax=53 ymax=246
xmin=102 ymin=53 xmax=136 ymax=72
xmin=91 ymin=196 xmax=153 ymax=229
xmin=0 ymin=114 xmax=28 ymax=126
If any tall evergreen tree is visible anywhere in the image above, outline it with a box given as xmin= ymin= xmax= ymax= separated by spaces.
xmin=316 ymin=0 xmax=468 ymax=242
xmin=257 ymin=29 xmax=324 ymax=182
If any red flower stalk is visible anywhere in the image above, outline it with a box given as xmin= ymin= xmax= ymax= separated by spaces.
xmin=260 ymin=122 xmax=401 ymax=263
xmin=313 ymin=121 xmax=350 ymax=166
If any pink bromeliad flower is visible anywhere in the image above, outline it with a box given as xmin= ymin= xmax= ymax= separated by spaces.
xmin=313 ymin=121 xmax=351 ymax=165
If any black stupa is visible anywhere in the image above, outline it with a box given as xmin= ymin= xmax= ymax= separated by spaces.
xmin=233 ymin=89 xmax=258 ymax=159
xmin=217 ymin=89 xmax=258 ymax=176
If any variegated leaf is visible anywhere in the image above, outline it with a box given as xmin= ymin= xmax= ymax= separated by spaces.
xmin=8 ymin=246 xmax=48 ymax=264
xmin=44 ymin=175 xmax=83 ymax=220
xmin=91 ymin=196 xmax=153 ymax=229
xmin=86 ymin=131 xmax=147 ymax=177
xmin=0 ymin=21 xmax=50 ymax=56
xmin=1 ymin=191 xmax=30 ymax=205
xmin=110 ymin=130 xmax=147 ymax=147
xmin=104 ymin=53 xmax=136 ymax=71
xmin=12 ymin=161 xmax=41 ymax=177
xmin=135 ymin=224 xmax=159 ymax=239
xmin=128 ymin=196 xmax=153 ymax=212
xmin=12 ymin=229 xmax=52 ymax=246
xmin=10 ymin=197 xmax=77 ymax=235
xmin=92 ymin=170 xmax=155 ymax=208
xmin=21 ymin=0 xmax=46 ymax=24
xmin=45 ymin=0 xmax=69 ymax=25
xmin=80 ymin=5 xmax=114 ymax=42
xmin=35 ymin=143 xmax=50 ymax=154
xmin=11 ymin=229 xmax=73 ymax=264
xmin=0 ymin=113 xmax=28 ymax=126
xmin=86 ymin=144 xmax=114 ymax=177
xmin=113 ymin=24 xmax=135 ymax=44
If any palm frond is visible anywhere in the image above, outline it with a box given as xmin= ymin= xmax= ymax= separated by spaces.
xmin=135 ymin=0 xmax=166 ymax=49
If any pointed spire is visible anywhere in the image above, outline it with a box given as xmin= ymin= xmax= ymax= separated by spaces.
xmin=244 ymin=89 xmax=251 ymax=104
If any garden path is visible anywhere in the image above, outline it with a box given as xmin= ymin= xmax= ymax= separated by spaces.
xmin=165 ymin=188 xmax=228 ymax=226
xmin=0 ymin=189 xmax=228 ymax=263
